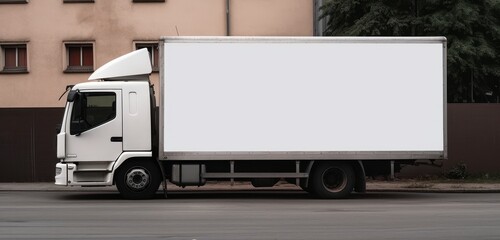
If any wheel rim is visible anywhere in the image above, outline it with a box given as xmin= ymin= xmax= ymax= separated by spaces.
xmin=125 ymin=167 xmax=150 ymax=191
xmin=322 ymin=167 xmax=347 ymax=193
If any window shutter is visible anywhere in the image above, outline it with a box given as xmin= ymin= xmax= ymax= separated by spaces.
xmin=4 ymin=48 xmax=16 ymax=68
xmin=18 ymin=47 xmax=27 ymax=67
xmin=68 ymin=47 xmax=81 ymax=66
xmin=82 ymin=46 xmax=93 ymax=67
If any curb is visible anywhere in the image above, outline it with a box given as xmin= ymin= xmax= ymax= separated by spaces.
xmin=1 ymin=187 xmax=500 ymax=194
xmin=2 ymin=182 xmax=500 ymax=193
xmin=2 ymin=190 xmax=500 ymax=193
xmin=367 ymin=189 xmax=500 ymax=193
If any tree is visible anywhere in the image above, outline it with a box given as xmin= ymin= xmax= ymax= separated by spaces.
xmin=321 ymin=0 xmax=500 ymax=103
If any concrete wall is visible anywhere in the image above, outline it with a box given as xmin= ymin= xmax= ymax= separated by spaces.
xmin=0 ymin=0 xmax=314 ymax=108
xmin=230 ymin=0 xmax=313 ymax=36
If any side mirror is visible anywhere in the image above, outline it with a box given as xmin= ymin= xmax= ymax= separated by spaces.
xmin=67 ymin=90 xmax=79 ymax=102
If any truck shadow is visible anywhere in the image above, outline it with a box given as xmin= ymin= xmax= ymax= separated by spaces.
xmin=58 ymin=190 xmax=436 ymax=201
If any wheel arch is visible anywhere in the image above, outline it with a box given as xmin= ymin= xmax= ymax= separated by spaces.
xmin=111 ymin=152 xmax=155 ymax=184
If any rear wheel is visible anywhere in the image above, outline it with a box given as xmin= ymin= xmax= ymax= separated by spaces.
xmin=310 ymin=162 xmax=355 ymax=199
xmin=115 ymin=160 xmax=162 ymax=199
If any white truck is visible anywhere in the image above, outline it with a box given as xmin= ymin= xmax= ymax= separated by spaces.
xmin=55 ymin=37 xmax=447 ymax=199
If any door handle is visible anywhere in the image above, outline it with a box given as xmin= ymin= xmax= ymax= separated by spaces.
xmin=110 ymin=137 xmax=123 ymax=142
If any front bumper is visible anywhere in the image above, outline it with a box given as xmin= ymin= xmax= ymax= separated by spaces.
xmin=55 ymin=162 xmax=113 ymax=186
xmin=55 ymin=163 xmax=75 ymax=186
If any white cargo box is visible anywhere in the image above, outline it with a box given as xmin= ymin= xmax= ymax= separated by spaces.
xmin=159 ymin=37 xmax=446 ymax=161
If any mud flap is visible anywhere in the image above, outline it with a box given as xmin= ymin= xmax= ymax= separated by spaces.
xmin=353 ymin=160 xmax=366 ymax=193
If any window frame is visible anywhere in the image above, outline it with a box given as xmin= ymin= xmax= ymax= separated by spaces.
xmin=63 ymin=41 xmax=95 ymax=73
xmin=132 ymin=0 xmax=165 ymax=2
xmin=70 ymin=92 xmax=117 ymax=135
xmin=0 ymin=0 xmax=28 ymax=4
xmin=134 ymin=41 xmax=159 ymax=72
xmin=63 ymin=0 xmax=94 ymax=3
xmin=0 ymin=42 xmax=28 ymax=74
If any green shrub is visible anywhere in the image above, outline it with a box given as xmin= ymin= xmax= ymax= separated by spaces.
xmin=446 ymin=162 xmax=468 ymax=179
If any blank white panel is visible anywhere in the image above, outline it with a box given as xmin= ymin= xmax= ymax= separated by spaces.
xmin=123 ymin=82 xmax=151 ymax=151
xmin=163 ymin=41 xmax=444 ymax=152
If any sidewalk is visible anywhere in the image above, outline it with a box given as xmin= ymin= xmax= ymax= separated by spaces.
xmin=1 ymin=180 xmax=500 ymax=193
xmin=366 ymin=180 xmax=500 ymax=193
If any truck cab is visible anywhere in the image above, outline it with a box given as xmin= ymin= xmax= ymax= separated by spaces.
xmin=55 ymin=49 xmax=161 ymax=198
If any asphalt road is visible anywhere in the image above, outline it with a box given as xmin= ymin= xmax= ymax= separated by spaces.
xmin=0 ymin=191 xmax=499 ymax=240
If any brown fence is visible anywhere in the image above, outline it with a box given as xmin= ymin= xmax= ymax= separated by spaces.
xmin=0 ymin=108 xmax=63 ymax=182
xmin=0 ymin=105 xmax=499 ymax=182
xmin=446 ymin=104 xmax=500 ymax=173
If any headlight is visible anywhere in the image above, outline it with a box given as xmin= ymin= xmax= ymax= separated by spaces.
xmin=56 ymin=167 xmax=62 ymax=176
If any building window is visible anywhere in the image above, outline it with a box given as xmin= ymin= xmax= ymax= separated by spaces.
xmin=64 ymin=43 xmax=94 ymax=73
xmin=1 ymin=44 xmax=28 ymax=73
xmin=63 ymin=0 xmax=94 ymax=3
xmin=0 ymin=0 xmax=28 ymax=4
xmin=135 ymin=42 xmax=159 ymax=72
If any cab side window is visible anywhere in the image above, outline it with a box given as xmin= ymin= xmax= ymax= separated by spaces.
xmin=70 ymin=92 xmax=116 ymax=135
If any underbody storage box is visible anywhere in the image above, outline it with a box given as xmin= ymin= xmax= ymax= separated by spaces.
xmin=171 ymin=164 xmax=206 ymax=186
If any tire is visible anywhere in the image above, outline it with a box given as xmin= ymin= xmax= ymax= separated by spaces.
xmin=115 ymin=160 xmax=162 ymax=200
xmin=310 ymin=162 xmax=355 ymax=199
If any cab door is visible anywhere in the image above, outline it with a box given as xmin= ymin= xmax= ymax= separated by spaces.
xmin=65 ymin=90 xmax=122 ymax=163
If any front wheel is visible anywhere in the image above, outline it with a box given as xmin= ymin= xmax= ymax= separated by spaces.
xmin=115 ymin=160 xmax=162 ymax=199
xmin=310 ymin=162 xmax=355 ymax=199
